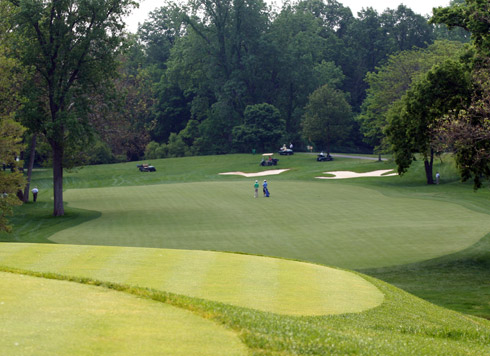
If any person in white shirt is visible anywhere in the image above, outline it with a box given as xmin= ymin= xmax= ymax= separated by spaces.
xmin=32 ymin=187 xmax=39 ymax=202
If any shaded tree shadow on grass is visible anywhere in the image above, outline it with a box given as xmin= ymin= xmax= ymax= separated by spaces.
xmin=0 ymin=201 xmax=101 ymax=244
xmin=361 ymin=233 xmax=490 ymax=320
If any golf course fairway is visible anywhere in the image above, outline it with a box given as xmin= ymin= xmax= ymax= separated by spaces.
xmin=0 ymin=243 xmax=383 ymax=315
xmin=49 ymin=181 xmax=490 ymax=269
xmin=0 ymin=272 xmax=247 ymax=356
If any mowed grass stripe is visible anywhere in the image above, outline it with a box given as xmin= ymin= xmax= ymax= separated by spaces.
xmin=52 ymin=181 xmax=490 ymax=269
xmin=0 ymin=272 xmax=248 ymax=356
xmin=0 ymin=243 xmax=62 ymax=270
xmin=0 ymin=243 xmax=383 ymax=315
xmin=212 ymin=253 xmax=281 ymax=313
xmin=157 ymin=249 xmax=219 ymax=297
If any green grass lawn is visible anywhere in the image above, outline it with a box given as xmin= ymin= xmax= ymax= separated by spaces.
xmin=0 ymin=243 xmax=384 ymax=316
xmin=362 ymin=232 xmax=490 ymax=318
xmin=43 ymin=181 xmax=490 ymax=270
xmin=1 ymin=153 xmax=490 ymax=355
xmin=0 ymin=272 xmax=247 ymax=356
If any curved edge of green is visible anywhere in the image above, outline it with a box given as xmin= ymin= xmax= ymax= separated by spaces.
xmin=0 ymin=243 xmax=384 ymax=316
xmin=0 ymin=271 xmax=248 ymax=356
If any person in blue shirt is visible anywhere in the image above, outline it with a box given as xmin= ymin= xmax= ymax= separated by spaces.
xmin=263 ymin=180 xmax=268 ymax=197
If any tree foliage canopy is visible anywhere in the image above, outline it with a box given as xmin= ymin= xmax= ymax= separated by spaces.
xmin=0 ymin=2 xmax=26 ymax=231
xmin=386 ymin=60 xmax=472 ymax=184
xmin=232 ymin=103 xmax=285 ymax=152
xmin=358 ymin=40 xmax=467 ymax=153
xmin=431 ymin=0 xmax=490 ymax=188
xmin=301 ymin=84 xmax=353 ymax=153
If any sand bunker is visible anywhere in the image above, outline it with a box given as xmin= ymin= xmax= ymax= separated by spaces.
xmin=219 ymin=169 xmax=290 ymax=178
xmin=316 ymin=169 xmax=398 ymax=179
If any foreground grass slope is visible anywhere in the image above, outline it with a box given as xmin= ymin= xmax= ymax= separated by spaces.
xmin=1 ymin=247 xmax=489 ymax=355
xmin=0 ymin=272 xmax=247 ymax=356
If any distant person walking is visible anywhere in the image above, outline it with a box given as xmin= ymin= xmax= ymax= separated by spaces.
xmin=32 ymin=187 xmax=39 ymax=202
xmin=254 ymin=180 xmax=259 ymax=198
xmin=435 ymin=172 xmax=440 ymax=185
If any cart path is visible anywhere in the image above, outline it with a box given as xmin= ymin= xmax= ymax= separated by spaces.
xmin=328 ymin=153 xmax=387 ymax=161
xmin=306 ymin=152 xmax=387 ymax=161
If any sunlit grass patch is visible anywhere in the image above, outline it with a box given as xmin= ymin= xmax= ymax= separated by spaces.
xmin=0 ymin=243 xmax=383 ymax=315
xmin=0 ymin=272 xmax=247 ymax=356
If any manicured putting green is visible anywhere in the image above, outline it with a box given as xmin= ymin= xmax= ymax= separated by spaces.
xmin=0 ymin=272 xmax=247 ymax=356
xmin=0 ymin=243 xmax=384 ymax=315
xmin=51 ymin=181 xmax=490 ymax=269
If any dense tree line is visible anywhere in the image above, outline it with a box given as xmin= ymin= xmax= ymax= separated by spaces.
xmin=122 ymin=0 xmax=461 ymax=159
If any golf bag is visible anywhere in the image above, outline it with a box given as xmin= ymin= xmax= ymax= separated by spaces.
xmin=265 ymin=187 xmax=270 ymax=197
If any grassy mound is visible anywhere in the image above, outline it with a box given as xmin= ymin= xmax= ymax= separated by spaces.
xmin=0 ymin=243 xmax=383 ymax=316
xmin=0 ymin=272 xmax=247 ymax=356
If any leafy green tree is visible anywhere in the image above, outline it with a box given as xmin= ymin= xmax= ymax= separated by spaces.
xmin=340 ymin=5 xmax=436 ymax=110
xmin=431 ymin=0 xmax=490 ymax=187
xmin=183 ymin=0 xmax=270 ymax=108
xmin=232 ymin=103 xmax=285 ymax=152
xmin=358 ymin=40 xmax=466 ymax=157
xmin=89 ymin=56 xmax=153 ymax=162
xmin=137 ymin=3 xmax=185 ymax=70
xmin=340 ymin=8 xmax=395 ymax=109
xmin=165 ymin=132 xmax=187 ymax=157
xmin=0 ymin=118 xmax=25 ymax=232
xmin=152 ymin=0 xmax=271 ymax=153
xmin=433 ymin=0 xmax=471 ymax=43
xmin=301 ymin=85 xmax=353 ymax=154
xmin=0 ymin=1 xmax=27 ymax=229
xmin=386 ymin=60 xmax=472 ymax=184
xmin=432 ymin=0 xmax=490 ymax=54
xmin=436 ymin=66 xmax=490 ymax=188
xmin=144 ymin=141 xmax=168 ymax=159
xmin=295 ymin=0 xmax=353 ymax=34
xmin=11 ymin=0 xmax=136 ymax=216
xmin=380 ymin=5 xmax=435 ymax=52
xmin=266 ymin=2 xmax=347 ymax=140
xmin=83 ymin=139 xmax=114 ymax=165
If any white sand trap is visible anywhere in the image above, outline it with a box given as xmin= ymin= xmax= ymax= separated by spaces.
xmin=219 ymin=169 xmax=290 ymax=177
xmin=316 ymin=169 xmax=398 ymax=179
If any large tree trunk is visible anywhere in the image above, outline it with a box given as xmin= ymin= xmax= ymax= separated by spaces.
xmin=23 ymin=134 xmax=37 ymax=202
xmin=52 ymin=141 xmax=64 ymax=216
xmin=424 ymin=149 xmax=434 ymax=185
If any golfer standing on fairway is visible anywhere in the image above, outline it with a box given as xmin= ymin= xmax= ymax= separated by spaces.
xmin=263 ymin=180 xmax=268 ymax=197
xmin=254 ymin=180 xmax=259 ymax=198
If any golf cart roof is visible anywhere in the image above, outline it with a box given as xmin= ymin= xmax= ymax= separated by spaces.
xmin=262 ymin=153 xmax=274 ymax=156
